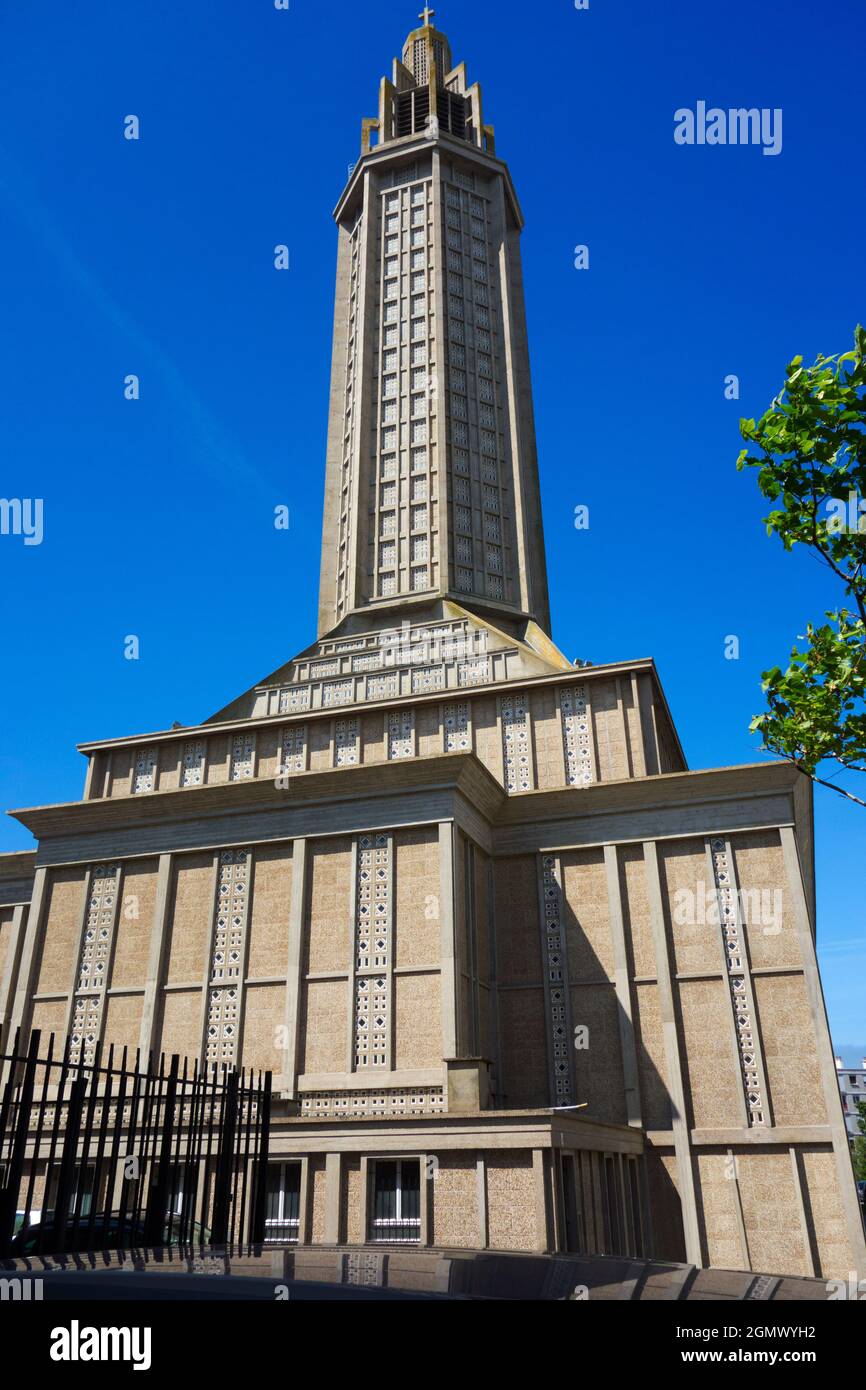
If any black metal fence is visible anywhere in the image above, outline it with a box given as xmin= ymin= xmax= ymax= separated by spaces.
xmin=0 ymin=1026 xmax=271 ymax=1258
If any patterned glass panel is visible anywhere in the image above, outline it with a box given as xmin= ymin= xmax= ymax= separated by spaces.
xmin=205 ymin=849 xmax=250 ymax=1069
xmin=230 ymin=732 xmax=255 ymax=781
xmin=335 ymin=718 xmax=359 ymax=767
xmin=133 ymin=748 xmax=157 ymax=795
xmin=561 ymin=686 xmax=594 ymax=787
xmin=279 ymin=725 xmax=307 ymax=774
xmin=181 ymin=740 xmax=206 ymax=787
xmin=501 ymin=693 xmax=532 ymax=793
xmin=443 ymin=702 xmax=470 ymax=752
xmin=354 ymin=835 xmax=391 ymax=1069
xmin=709 ymin=838 xmax=767 ymax=1126
xmin=387 ymin=710 xmax=414 ymax=759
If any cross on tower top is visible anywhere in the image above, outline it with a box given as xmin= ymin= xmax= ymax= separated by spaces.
xmin=418 ymin=6 xmax=436 ymax=26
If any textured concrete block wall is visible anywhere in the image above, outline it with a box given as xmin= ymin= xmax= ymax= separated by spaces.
xmin=165 ymin=854 xmax=212 ymax=984
xmin=247 ymin=845 xmax=292 ymax=979
xmin=35 ymin=868 xmax=85 ymax=994
xmin=110 ymin=859 xmax=158 ymax=989
xmin=430 ymin=1154 xmax=479 ymax=1248
xmin=486 ymin=1150 xmax=536 ymax=1250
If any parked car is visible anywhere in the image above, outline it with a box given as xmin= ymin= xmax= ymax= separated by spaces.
xmin=857 ymin=1179 xmax=865 ymax=1210
xmin=10 ymin=1211 xmax=210 ymax=1256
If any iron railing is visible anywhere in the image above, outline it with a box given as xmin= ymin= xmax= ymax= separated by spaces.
xmin=0 ymin=1025 xmax=271 ymax=1258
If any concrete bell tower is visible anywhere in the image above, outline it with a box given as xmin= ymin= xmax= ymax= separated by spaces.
xmin=317 ymin=9 xmax=552 ymax=640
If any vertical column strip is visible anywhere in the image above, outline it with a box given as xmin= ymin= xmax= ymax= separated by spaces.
xmin=707 ymin=836 xmax=772 ymax=1127
xmin=789 ymin=1146 xmax=817 ymax=1278
xmin=6 ymin=867 xmax=49 ymax=1046
xmin=281 ymin=838 xmax=308 ymax=1100
xmin=537 ymin=855 xmax=575 ymax=1106
xmin=139 ymin=853 xmax=173 ymax=1060
xmin=604 ymin=844 xmax=642 ymax=1127
xmin=0 ymin=904 xmax=27 ymax=1033
xmin=727 ymin=1147 xmax=752 ymax=1272
xmin=438 ymin=822 xmax=458 ymax=1062
xmin=643 ymin=840 xmax=702 ymax=1265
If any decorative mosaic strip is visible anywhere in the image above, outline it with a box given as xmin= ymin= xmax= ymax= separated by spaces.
xmin=181 ymin=739 xmax=206 ymax=787
xmin=279 ymin=725 xmax=307 ymax=774
xmin=561 ymin=685 xmax=594 ymax=788
xmin=501 ymin=692 xmax=532 ymax=793
xmin=300 ymin=1088 xmax=445 ymax=1119
xmin=345 ymin=1252 xmax=385 ymax=1286
xmin=68 ymin=863 xmax=122 ymax=1066
xmin=387 ymin=710 xmax=414 ymax=759
xmin=353 ymin=835 xmax=391 ymax=1069
xmin=367 ymin=673 xmax=398 ymax=700
xmin=458 ymin=658 xmax=490 ymax=687
xmin=335 ymin=718 xmax=359 ymax=767
xmin=709 ymin=838 xmax=766 ymax=1127
xmin=353 ymin=653 xmax=383 ymax=673
xmin=443 ymin=701 xmax=470 ymax=752
xmin=69 ymin=995 xmax=102 ymax=1069
xmin=279 ymin=685 xmax=310 ymax=713
xmin=229 ymin=732 xmax=255 ymax=781
xmin=323 ymin=680 xmax=355 ymax=707
xmin=133 ymin=748 xmax=157 ymax=795
xmin=76 ymin=864 xmax=121 ymax=992
xmin=412 ymin=665 xmax=445 ymax=693
xmin=205 ymin=849 xmax=250 ymax=1069
xmin=540 ymin=856 xmax=574 ymax=1106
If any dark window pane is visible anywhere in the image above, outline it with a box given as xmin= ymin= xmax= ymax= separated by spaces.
xmin=400 ymin=1161 xmax=420 ymax=1221
xmin=374 ymin=1161 xmax=398 ymax=1222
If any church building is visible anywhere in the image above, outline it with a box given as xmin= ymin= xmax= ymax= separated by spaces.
xmin=1 ymin=11 xmax=863 ymax=1279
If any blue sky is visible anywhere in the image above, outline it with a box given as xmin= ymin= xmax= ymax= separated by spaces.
xmin=0 ymin=0 xmax=863 ymax=1058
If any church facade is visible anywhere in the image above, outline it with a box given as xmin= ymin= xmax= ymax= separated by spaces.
xmin=1 ymin=13 xmax=863 ymax=1279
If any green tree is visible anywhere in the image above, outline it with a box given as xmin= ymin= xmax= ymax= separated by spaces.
xmin=853 ymin=1098 xmax=866 ymax=1182
xmin=737 ymin=326 xmax=866 ymax=807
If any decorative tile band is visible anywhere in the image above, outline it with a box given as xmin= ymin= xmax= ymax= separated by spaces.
xmin=443 ymin=701 xmax=470 ymax=752
xmin=387 ymin=710 xmax=414 ymax=759
xmin=133 ymin=748 xmax=157 ymax=795
xmin=709 ymin=837 xmax=767 ymax=1127
xmin=69 ymin=863 xmax=122 ymax=1067
xmin=300 ymin=1088 xmax=445 ymax=1118
xmin=539 ymin=855 xmax=575 ymax=1106
xmin=561 ymin=685 xmax=594 ymax=788
xmin=353 ymin=834 xmax=392 ymax=1070
xmin=182 ymin=739 xmax=206 ymax=787
xmin=279 ymin=724 xmax=307 ymax=774
xmin=501 ymin=692 xmax=531 ymax=793
xmin=205 ymin=849 xmax=250 ymax=1069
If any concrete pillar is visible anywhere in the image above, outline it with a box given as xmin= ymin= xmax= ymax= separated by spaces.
xmin=7 ymin=867 xmax=49 ymax=1043
xmin=604 ymin=844 xmax=642 ymax=1127
xmin=324 ymin=1152 xmax=342 ymax=1245
xmin=138 ymin=853 xmax=173 ymax=1061
xmin=0 ymin=903 xmax=27 ymax=1033
xmin=281 ymin=837 xmax=308 ymax=1099
xmin=532 ymin=1148 xmax=551 ymax=1252
xmin=438 ymin=822 xmax=458 ymax=1061
xmin=643 ymin=840 xmax=702 ymax=1266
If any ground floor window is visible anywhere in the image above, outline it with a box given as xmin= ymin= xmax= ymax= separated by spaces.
xmin=370 ymin=1159 xmax=421 ymax=1244
xmin=265 ymin=1162 xmax=301 ymax=1243
xmin=46 ymin=1162 xmax=98 ymax=1218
